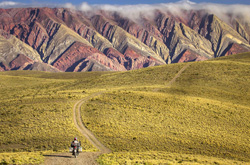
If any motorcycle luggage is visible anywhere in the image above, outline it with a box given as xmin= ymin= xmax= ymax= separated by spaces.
xmin=79 ymin=147 xmax=82 ymax=152
xmin=69 ymin=147 xmax=73 ymax=152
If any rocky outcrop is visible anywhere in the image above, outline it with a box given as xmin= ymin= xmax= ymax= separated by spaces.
xmin=232 ymin=19 xmax=250 ymax=43
xmin=25 ymin=62 xmax=61 ymax=72
xmin=199 ymin=14 xmax=250 ymax=57
xmin=111 ymin=15 xmax=170 ymax=61
xmin=107 ymin=25 xmax=165 ymax=64
xmin=177 ymin=49 xmax=208 ymax=63
xmin=0 ymin=32 xmax=41 ymax=70
xmin=123 ymin=47 xmax=161 ymax=70
xmin=42 ymin=23 xmax=92 ymax=64
xmin=168 ymin=22 xmax=213 ymax=63
xmin=156 ymin=12 xmax=176 ymax=39
xmin=0 ymin=62 xmax=10 ymax=71
xmin=52 ymin=41 xmax=126 ymax=72
xmin=90 ymin=14 xmax=167 ymax=65
xmin=0 ymin=7 xmax=250 ymax=72
xmin=9 ymin=54 xmax=33 ymax=70
xmin=224 ymin=43 xmax=250 ymax=56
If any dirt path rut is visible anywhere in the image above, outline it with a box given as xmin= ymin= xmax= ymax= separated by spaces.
xmin=43 ymin=92 xmax=111 ymax=165
xmin=166 ymin=63 xmax=191 ymax=87
xmin=73 ymin=92 xmax=111 ymax=153
xmin=43 ymin=63 xmax=191 ymax=164
xmin=154 ymin=63 xmax=191 ymax=92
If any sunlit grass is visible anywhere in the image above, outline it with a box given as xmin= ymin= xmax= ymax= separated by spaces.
xmin=0 ymin=53 xmax=250 ymax=164
xmin=0 ymin=152 xmax=44 ymax=164
xmin=81 ymin=90 xmax=250 ymax=161
xmin=81 ymin=53 xmax=250 ymax=163
xmin=0 ymin=74 xmax=97 ymax=159
xmin=97 ymin=151 xmax=247 ymax=165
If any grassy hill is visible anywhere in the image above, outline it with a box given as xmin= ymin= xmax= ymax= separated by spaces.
xmin=0 ymin=71 xmax=103 ymax=164
xmin=80 ymin=53 xmax=250 ymax=164
xmin=0 ymin=53 xmax=250 ymax=164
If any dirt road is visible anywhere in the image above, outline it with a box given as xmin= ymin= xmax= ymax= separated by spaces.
xmin=43 ymin=63 xmax=191 ymax=164
xmin=43 ymin=152 xmax=100 ymax=165
xmin=43 ymin=92 xmax=111 ymax=165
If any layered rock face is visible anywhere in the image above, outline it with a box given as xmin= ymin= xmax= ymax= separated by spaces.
xmin=0 ymin=7 xmax=250 ymax=72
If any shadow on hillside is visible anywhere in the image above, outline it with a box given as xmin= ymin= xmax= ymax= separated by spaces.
xmin=43 ymin=154 xmax=72 ymax=158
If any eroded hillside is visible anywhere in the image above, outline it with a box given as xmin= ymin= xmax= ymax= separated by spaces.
xmin=0 ymin=7 xmax=250 ymax=72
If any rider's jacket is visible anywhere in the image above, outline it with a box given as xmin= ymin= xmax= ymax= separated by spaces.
xmin=71 ymin=140 xmax=80 ymax=147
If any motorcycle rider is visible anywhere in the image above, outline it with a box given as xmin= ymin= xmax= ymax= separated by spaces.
xmin=71 ymin=137 xmax=81 ymax=155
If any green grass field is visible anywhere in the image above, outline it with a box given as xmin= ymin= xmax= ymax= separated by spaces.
xmin=0 ymin=53 xmax=250 ymax=164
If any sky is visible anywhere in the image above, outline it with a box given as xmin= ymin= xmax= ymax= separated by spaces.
xmin=0 ymin=0 xmax=250 ymax=5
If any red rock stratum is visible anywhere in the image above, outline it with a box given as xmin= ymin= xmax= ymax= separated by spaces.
xmin=0 ymin=7 xmax=250 ymax=72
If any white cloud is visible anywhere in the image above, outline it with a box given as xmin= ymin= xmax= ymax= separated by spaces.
xmin=79 ymin=2 xmax=92 ymax=11
xmin=80 ymin=1 xmax=250 ymax=23
xmin=0 ymin=1 xmax=249 ymax=23
xmin=0 ymin=1 xmax=22 ymax=8
xmin=63 ymin=3 xmax=76 ymax=10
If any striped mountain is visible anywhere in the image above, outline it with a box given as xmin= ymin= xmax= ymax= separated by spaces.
xmin=0 ymin=7 xmax=249 ymax=72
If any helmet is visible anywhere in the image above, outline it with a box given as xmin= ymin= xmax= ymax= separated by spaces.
xmin=74 ymin=137 xmax=77 ymax=140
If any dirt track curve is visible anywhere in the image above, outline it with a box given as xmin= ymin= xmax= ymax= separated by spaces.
xmin=72 ymin=92 xmax=111 ymax=153
xmin=43 ymin=63 xmax=191 ymax=165
xmin=43 ymin=92 xmax=111 ymax=165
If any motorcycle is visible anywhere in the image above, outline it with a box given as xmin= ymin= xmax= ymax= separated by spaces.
xmin=69 ymin=145 xmax=82 ymax=158
xmin=73 ymin=146 xmax=79 ymax=158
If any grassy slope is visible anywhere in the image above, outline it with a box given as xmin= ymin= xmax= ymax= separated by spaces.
xmin=0 ymin=72 xmax=104 ymax=163
xmin=80 ymin=53 xmax=250 ymax=164
xmin=0 ymin=53 xmax=249 ymax=164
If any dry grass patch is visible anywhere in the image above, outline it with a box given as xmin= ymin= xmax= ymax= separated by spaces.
xmin=1 ymin=53 xmax=250 ymax=164
xmin=98 ymin=151 xmax=248 ymax=165
xmin=0 ymin=152 xmax=44 ymax=164
xmin=81 ymin=90 xmax=250 ymax=162
xmin=0 ymin=73 xmax=96 ymax=154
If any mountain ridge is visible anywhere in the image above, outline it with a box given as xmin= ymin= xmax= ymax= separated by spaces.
xmin=0 ymin=7 xmax=250 ymax=72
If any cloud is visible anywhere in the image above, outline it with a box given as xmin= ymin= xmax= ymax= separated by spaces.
xmin=72 ymin=1 xmax=250 ymax=24
xmin=0 ymin=1 xmax=22 ymax=8
xmin=75 ymin=1 xmax=199 ymax=22
xmin=79 ymin=2 xmax=92 ymax=11
xmin=0 ymin=0 xmax=249 ymax=22
xmin=62 ymin=3 xmax=76 ymax=10
xmin=187 ymin=2 xmax=250 ymax=23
